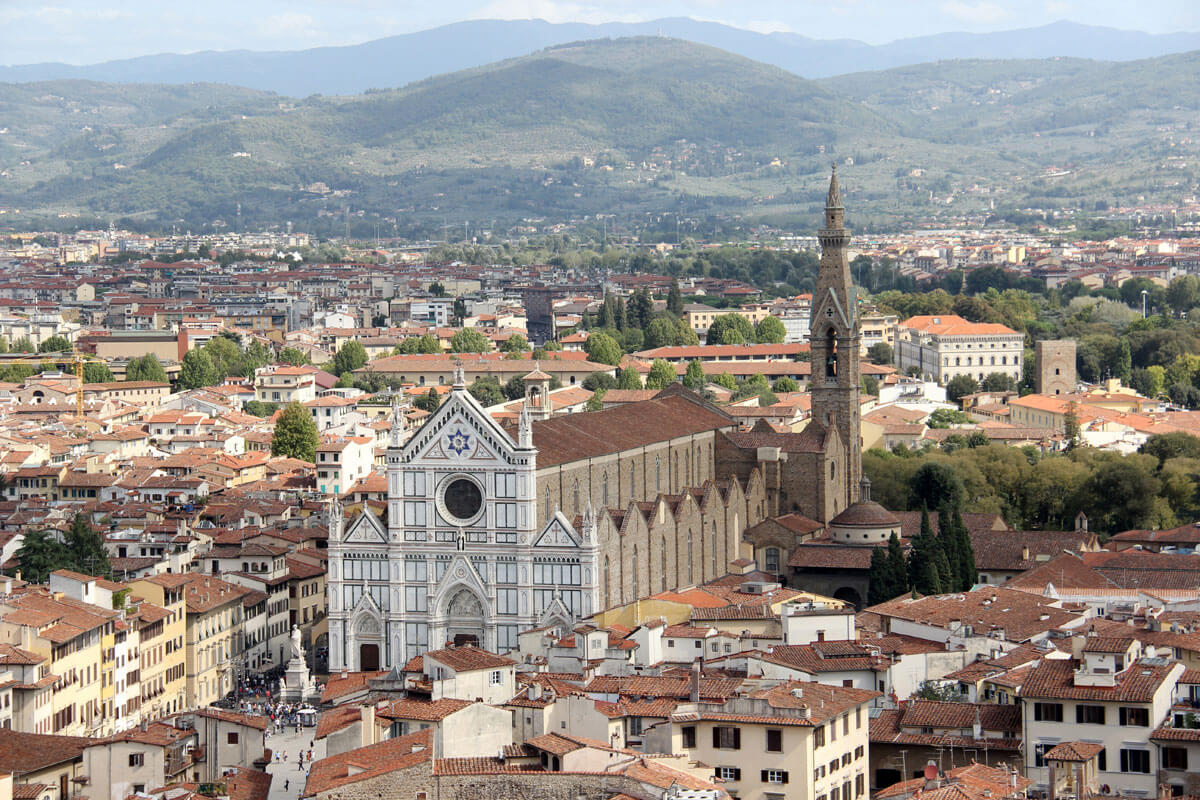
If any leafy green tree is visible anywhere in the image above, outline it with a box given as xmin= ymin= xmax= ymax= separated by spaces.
xmin=950 ymin=506 xmax=976 ymax=589
xmin=712 ymin=372 xmax=738 ymax=391
xmin=16 ymin=529 xmax=67 ymax=584
xmin=10 ymin=336 xmax=34 ymax=353
xmin=127 ymin=353 xmax=169 ymax=383
xmin=270 ymin=402 xmax=320 ymax=461
xmin=240 ymin=340 xmax=273 ymax=376
xmin=1 ymin=365 xmax=33 ymax=383
xmin=449 ymin=328 xmax=491 ymax=353
xmin=645 ymin=359 xmax=677 ymax=390
xmin=667 ymin=280 xmax=684 ymax=317
xmin=912 ymin=681 xmax=962 ymax=702
xmin=585 ymin=389 xmax=606 ymax=411
xmin=861 ymin=375 xmax=880 ymax=396
xmin=396 ymin=334 xmax=443 ymax=355
xmin=980 ymin=372 xmax=1017 ymax=393
xmin=82 ymin=362 xmax=114 ymax=383
xmin=243 ymin=400 xmax=279 ymax=417
xmin=502 ymin=334 xmax=530 ymax=354
xmin=621 ymin=328 xmax=645 ymax=353
xmin=453 ymin=298 xmax=467 ymax=323
xmin=866 ymin=342 xmax=894 ymax=365
xmin=909 ymin=462 xmax=965 ymax=511
xmin=644 ymin=317 xmax=679 ymax=350
xmin=414 ymin=388 xmax=441 ymax=412
xmin=946 ymin=374 xmax=979 ymax=402
xmin=1076 ymin=456 xmax=1162 ymax=534
xmin=64 ymin=513 xmax=111 ymax=578
xmin=331 ymin=340 xmax=369 ymax=375
xmin=468 ymin=377 xmax=505 ymax=407
xmin=583 ymin=372 xmax=618 ymax=392
xmin=584 ymin=333 xmax=623 ymax=366
xmin=754 ymin=316 xmax=786 ymax=344
xmin=1141 ymin=432 xmax=1200 ymax=466
xmin=676 ymin=319 xmax=700 ymax=346
xmin=773 ymin=377 xmax=799 ymax=393
xmin=279 ymin=347 xmax=311 ymax=366
xmin=428 ymin=282 xmax=447 ymax=297
xmin=927 ymin=408 xmax=972 ymax=428
xmin=38 ymin=335 xmax=71 ymax=353
xmin=502 ymin=375 xmax=526 ymax=401
xmin=617 ymin=368 xmax=643 ymax=390
xmin=682 ymin=360 xmax=706 ymax=390
xmin=706 ymin=313 xmax=754 ymax=345
xmin=179 ymin=349 xmax=219 ymax=389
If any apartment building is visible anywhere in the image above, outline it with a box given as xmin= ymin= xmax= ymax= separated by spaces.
xmin=651 ymin=679 xmax=877 ymax=800
xmin=175 ymin=574 xmax=249 ymax=708
xmin=1021 ymin=637 xmax=1184 ymax=796
xmin=315 ymin=436 xmax=374 ymax=496
xmin=127 ymin=575 xmax=188 ymax=718
xmin=896 ymin=314 xmax=1023 ymax=385
xmin=253 ymin=365 xmax=317 ymax=404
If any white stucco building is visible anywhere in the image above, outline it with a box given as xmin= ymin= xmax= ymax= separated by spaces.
xmin=896 ymin=314 xmax=1023 ymax=386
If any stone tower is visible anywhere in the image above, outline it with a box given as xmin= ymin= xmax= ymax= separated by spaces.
xmin=809 ymin=165 xmax=862 ymax=505
xmin=1035 ymin=339 xmax=1076 ymax=396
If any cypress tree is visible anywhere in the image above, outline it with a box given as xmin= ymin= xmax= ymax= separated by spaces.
xmin=953 ymin=506 xmax=977 ymax=590
xmin=616 ymin=298 xmax=629 ymax=331
xmin=868 ymin=546 xmax=892 ymax=605
xmin=908 ymin=507 xmax=945 ymax=595
xmin=937 ymin=506 xmax=962 ymax=590
xmin=886 ymin=532 xmax=908 ymax=597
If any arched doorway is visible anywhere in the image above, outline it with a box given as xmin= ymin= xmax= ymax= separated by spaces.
xmin=359 ymin=643 xmax=379 ymax=670
xmin=443 ymin=587 xmax=486 ymax=648
xmin=833 ymin=586 xmax=863 ymax=608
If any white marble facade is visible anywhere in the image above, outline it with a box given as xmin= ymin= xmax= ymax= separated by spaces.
xmin=327 ymin=367 xmax=598 ymax=671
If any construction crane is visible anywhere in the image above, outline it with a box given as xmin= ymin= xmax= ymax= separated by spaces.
xmin=0 ymin=347 xmax=112 ymax=420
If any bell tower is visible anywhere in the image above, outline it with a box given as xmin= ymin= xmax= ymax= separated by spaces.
xmin=809 ymin=165 xmax=862 ymax=505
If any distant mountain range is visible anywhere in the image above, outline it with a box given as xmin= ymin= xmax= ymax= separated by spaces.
xmin=2 ymin=18 xmax=1200 ymax=96
xmin=1 ymin=37 xmax=1196 ymax=234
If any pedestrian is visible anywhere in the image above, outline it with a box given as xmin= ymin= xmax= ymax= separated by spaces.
xmin=284 ymin=781 xmax=289 ymax=792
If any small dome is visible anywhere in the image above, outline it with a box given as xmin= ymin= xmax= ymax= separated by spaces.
xmin=830 ymin=501 xmax=900 ymax=528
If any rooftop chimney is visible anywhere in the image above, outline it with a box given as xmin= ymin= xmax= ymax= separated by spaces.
xmin=689 ymin=658 xmax=701 ymax=703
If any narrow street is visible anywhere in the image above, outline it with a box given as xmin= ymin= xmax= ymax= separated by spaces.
xmin=263 ymin=719 xmax=326 ymax=800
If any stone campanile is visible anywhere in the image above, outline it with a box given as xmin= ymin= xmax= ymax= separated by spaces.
xmin=809 ymin=165 xmax=862 ymax=506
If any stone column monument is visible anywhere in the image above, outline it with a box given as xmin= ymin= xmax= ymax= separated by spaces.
xmin=281 ymin=624 xmax=316 ymax=702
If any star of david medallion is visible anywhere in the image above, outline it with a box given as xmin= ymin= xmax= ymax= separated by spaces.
xmin=447 ymin=428 xmax=471 ymax=456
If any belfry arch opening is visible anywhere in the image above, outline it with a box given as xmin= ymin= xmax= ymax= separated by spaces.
xmin=825 ymin=328 xmax=838 ymax=379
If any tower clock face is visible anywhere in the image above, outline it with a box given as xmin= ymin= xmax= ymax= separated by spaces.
xmin=441 ymin=476 xmax=484 ymax=524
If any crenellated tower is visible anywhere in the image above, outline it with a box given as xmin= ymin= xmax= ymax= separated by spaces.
xmin=809 ymin=165 xmax=862 ymax=506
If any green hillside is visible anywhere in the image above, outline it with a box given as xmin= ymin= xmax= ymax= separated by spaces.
xmin=0 ymin=38 xmax=1196 ymax=234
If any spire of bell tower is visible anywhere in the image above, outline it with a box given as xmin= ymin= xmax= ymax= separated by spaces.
xmin=826 ymin=162 xmax=843 ymax=209
xmin=807 ymin=165 xmax=862 ymax=517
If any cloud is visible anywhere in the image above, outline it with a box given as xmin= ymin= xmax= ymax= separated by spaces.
xmin=939 ymin=0 xmax=1011 ymax=24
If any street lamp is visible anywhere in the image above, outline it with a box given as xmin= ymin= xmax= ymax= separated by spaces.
xmin=1141 ymin=289 xmax=1149 ymax=319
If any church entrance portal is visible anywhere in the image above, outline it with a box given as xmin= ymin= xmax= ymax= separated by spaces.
xmin=444 ymin=588 xmax=486 ymax=649
xmin=360 ymin=643 xmax=379 ymax=671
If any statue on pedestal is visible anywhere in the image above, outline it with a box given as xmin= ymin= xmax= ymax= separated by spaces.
xmin=289 ymin=625 xmax=304 ymax=662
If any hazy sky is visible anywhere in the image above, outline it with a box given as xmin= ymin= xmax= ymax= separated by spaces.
xmin=2 ymin=0 xmax=1197 ymax=65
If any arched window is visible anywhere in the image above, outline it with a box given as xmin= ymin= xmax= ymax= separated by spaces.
xmin=572 ymin=479 xmax=580 ymax=514
xmin=603 ymin=555 xmax=610 ymax=608
xmin=831 ymin=461 xmax=836 ymax=481
xmin=602 ymin=472 xmax=609 ymax=506
xmin=655 ymin=455 xmax=661 ymax=492
xmin=709 ymin=521 xmax=718 ymax=579
xmin=632 ymin=544 xmax=639 ymax=600
xmin=764 ymin=547 xmax=780 ymax=573
xmin=687 ymin=530 xmax=694 ymax=584
xmin=543 ymin=486 xmax=551 ymax=519
xmin=685 ymin=450 xmax=691 ymax=485
xmin=629 ymin=462 xmax=636 ymax=499
xmin=660 ymin=537 xmax=667 ymax=592
xmin=825 ymin=328 xmax=838 ymax=379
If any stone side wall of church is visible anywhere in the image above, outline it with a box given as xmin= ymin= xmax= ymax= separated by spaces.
xmin=593 ymin=470 xmax=768 ymax=610
xmin=535 ymin=431 xmax=719 ymax=528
